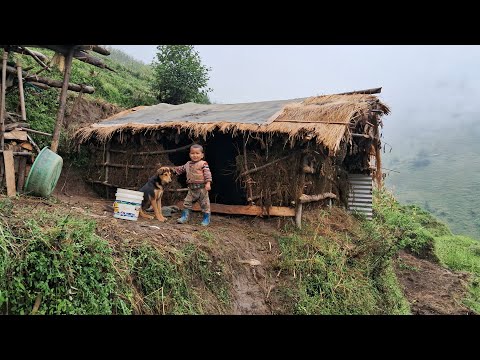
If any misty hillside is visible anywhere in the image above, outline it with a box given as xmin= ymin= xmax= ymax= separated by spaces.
xmin=382 ymin=91 xmax=480 ymax=240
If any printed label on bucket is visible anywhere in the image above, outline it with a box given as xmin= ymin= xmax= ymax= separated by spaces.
xmin=113 ymin=200 xmax=141 ymax=221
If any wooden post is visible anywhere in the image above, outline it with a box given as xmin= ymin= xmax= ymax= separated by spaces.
xmin=105 ymin=143 xmax=110 ymax=199
xmin=295 ymin=153 xmax=306 ymax=229
xmin=295 ymin=203 xmax=303 ymax=229
xmin=17 ymin=157 xmax=26 ymax=192
xmin=50 ymin=47 xmax=74 ymax=153
xmin=0 ymin=156 xmax=4 ymax=188
xmin=16 ymin=59 xmax=27 ymax=121
xmin=3 ymin=150 xmax=16 ymax=196
xmin=0 ymin=49 xmax=8 ymax=151
xmin=374 ymin=123 xmax=382 ymax=188
xmin=243 ymin=135 xmax=254 ymax=205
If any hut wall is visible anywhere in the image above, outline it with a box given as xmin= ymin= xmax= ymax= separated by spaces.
xmin=82 ymin=128 xmax=373 ymax=210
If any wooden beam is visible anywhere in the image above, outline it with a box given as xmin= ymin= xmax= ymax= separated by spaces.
xmin=0 ymin=64 xmax=94 ymax=94
xmin=106 ymin=143 xmax=193 ymax=155
xmin=73 ymin=50 xmax=115 ymax=72
xmin=16 ymin=59 xmax=27 ymax=121
xmin=3 ymin=150 xmax=16 ymax=196
xmin=10 ymin=47 xmax=49 ymax=62
xmin=336 ymin=87 xmax=382 ymax=95
xmin=0 ymin=150 xmax=32 ymax=156
xmin=4 ymin=130 xmax=27 ymax=141
xmin=176 ymin=201 xmax=295 ymax=217
xmin=0 ymin=50 xmax=7 ymax=150
xmin=352 ymin=133 xmax=371 ymax=138
xmin=299 ymin=192 xmax=337 ymax=204
xmin=51 ymin=47 xmax=74 ymax=153
xmin=17 ymin=47 xmax=50 ymax=71
xmin=165 ymin=188 xmax=189 ymax=192
xmin=16 ymin=127 xmax=52 ymax=137
xmin=95 ymin=162 xmax=157 ymax=169
xmin=77 ymin=45 xmax=110 ymax=56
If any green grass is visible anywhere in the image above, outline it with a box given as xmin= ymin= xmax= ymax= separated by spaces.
xmin=274 ymin=209 xmax=410 ymax=315
xmin=0 ymin=199 xmax=231 ymax=315
xmin=435 ymin=235 xmax=480 ymax=313
xmin=0 ymin=205 xmax=130 ymax=314
xmin=373 ymin=188 xmax=480 ymax=313
xmin=2 ymin=47 xmax=156 ymax=152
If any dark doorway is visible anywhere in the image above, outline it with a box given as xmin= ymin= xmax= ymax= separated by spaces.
xmin=205 ymin=132 xmax=247 ymax=205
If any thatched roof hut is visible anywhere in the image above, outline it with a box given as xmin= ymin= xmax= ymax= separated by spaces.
xmin=74 ymin=88 xmax=390 ymax=226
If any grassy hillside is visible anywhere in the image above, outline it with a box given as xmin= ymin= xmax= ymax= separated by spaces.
xmin=2 ymin=189 xmax=479 ymax=315
xmin=2 ymin=47 xmax=156 ymax=150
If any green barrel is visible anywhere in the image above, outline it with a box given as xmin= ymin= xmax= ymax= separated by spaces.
xmin=24 ymin=147 xmax=63 ymax=197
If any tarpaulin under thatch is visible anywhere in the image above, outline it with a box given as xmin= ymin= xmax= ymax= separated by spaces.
xmin=74 ymin=93 xmax=389 ymax=153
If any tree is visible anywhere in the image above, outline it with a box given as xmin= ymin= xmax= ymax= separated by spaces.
xmin=151 ymin=45 xmax=212 ymax=105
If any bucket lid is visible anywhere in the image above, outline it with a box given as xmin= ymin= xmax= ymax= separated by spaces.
xmin=115 ymin=192 xmax=144 ymax=202
xmin=116 ymin=188 xmax=144 ymax=196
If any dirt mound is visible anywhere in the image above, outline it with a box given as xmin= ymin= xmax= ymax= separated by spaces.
xmin=65 ymin=95 xmax=121 ymax=130
xmin=394 ymin=251 xmax=473 ymax=315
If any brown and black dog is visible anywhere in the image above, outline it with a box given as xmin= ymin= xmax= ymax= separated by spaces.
xmin=138 ymin=166 xmax=173 ymax=222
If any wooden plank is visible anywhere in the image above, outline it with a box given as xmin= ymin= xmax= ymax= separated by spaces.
xmin=176 ymin=201 xmax=295 ymax=217
xmin=4 ymin=130 xmax=28 ymax=141
xmin=0 ymin=157 xmax=4 ymax=188
xmin=17 ymin=157 xmax=26 ymax=192
xmin=3 ymin=150 xmax=16 ymax=196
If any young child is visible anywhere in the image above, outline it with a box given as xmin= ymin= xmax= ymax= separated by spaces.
xmin=173 ymin=144 xmax=212 ymax=226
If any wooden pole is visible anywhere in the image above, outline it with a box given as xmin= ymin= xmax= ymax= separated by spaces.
xmin=0 ymin=49 xmax=8 ymax=151
xmin=299 ymin=192 xmax=337 ymax=204
xmin=295 ymin=153 xmax=307 ymax=229
xmin=16 ymin=59 xmax=26 ymax=121
xmin=27 ymin=134 xmax=41 ymax=153
xmin=3 ymin=150 xmax=16 ymax=196
xmin=104 ymin=143 xmax=110 ymax=199
xmin=16 ymin=127 xmax=52 ymax=136
xmin=50 ymin=47 xmax=74 ymax=153
xmin=17 ymin=156 xmax=26 ymax=192
xmin=336 ymin=87 xmax=382 ymax=95
xmin=243 ymin=135 xmax=254 ymax=205
xmin=0 ymin=64 xmax=94 ymax=94
xmin=106 ymin=142 xmax=192 ymax=155
xmin=17 ymin=47 xmax=50 ymax=71
xmin=374 ymin=124 xmax=382 ymax=188
xmin=295 ymin=203 xmax=303 ymax=229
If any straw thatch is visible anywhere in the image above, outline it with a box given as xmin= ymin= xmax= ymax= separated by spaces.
xmin=74 ymin=94 xmax=389 ymax=154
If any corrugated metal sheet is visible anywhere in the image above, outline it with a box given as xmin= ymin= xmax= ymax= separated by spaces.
xmin=96 ymin=98 xmax=306 ymax=127
xmin=348 ymin=173 xmax=373 ymax=220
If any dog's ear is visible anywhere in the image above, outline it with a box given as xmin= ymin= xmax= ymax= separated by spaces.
xmin=159 ymin=166 xmax=171 ymax=175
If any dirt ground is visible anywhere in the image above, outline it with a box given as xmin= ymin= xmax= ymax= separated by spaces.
xmin=394 ymin=251 xmax=473 ymax=315
xmin=45 ymin=166 xmax=476 ymax=315
xmin=51 ymin=166 xmax=293 ymax=314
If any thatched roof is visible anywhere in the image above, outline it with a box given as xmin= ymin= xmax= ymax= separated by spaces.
xmin=74 ymin=93 xmax=390 ymax=153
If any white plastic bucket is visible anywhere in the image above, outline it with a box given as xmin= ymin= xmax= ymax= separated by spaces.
xmin=113 ymin=188 xmax=144 ymax=221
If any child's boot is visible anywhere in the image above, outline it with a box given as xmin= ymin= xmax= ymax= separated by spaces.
xmin=201 ymin=212 xmax=210 ymax=226
xmin=177 ymin=209 xmax=191 ymax=224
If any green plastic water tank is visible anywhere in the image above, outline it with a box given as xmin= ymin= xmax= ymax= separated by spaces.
xmin=24 ymin=147 xmax=63 ymax=197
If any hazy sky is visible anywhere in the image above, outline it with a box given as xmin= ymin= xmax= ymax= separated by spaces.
xmin=110 ymin=45 xmax=480 ymax=139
